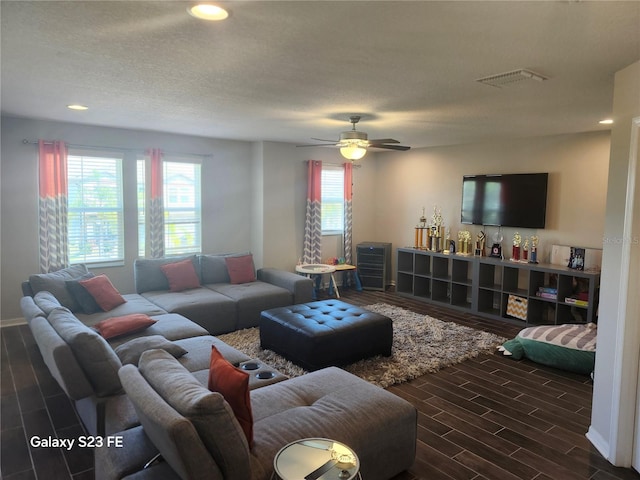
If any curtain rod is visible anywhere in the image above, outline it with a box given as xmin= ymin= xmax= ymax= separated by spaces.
xmin=305 ymin=159 xmax=361 ymax=168
xmin=22 ymin=139 xmax=213 ymax=159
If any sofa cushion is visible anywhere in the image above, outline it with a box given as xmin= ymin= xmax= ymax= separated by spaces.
xmin=175 ymin=335 xmax=251 ymax=373
xmin=47 ymin=307 xmax=122 ymax=397
xmin=200 ymin=252 xmax=251 ymax=284
xmin=28 ymin=264 xmax=89 ymax=311
xmin=208 ymin=281 xmax=291 ymax=330
xmin=141 ymin=289 xmax=237 ymax=335
xmin=118 ymin=363 xmax=224 ymax=480
xmin=79 ymin=274 xmax=126 ymax=311
xmin=76 ymin=294 xmax=167 ymax=326
xmin=134 ymin=255 xmax=200 ymax=294
xmin=94 ymin=314 xmax=157 ymax=340
xmin=138 ymin=349 xmax=251 ymax=479
xmin=33 ymin=290 xmax=63 ymax=315
xmin=249 ymin=366 xmax=418 ymax=480
xmin=161 ymin=259 xmax=201 ymax=292
xmin=29 ymin=316 xmax=94 ymax=400
xmin=225 ymin=254 xmax=256 ymax=284
xmin=208 ymin=346 xmax=253 ymax=446
xmin=115 ymin=335 xmax=188 ymax=366
xmin=66 ymin=273 xmax=101 ymax=314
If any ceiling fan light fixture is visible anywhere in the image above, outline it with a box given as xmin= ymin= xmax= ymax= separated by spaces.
xmin=188 ymin=4 xmax=229 ymax=21
xmin=340 ymin=145 xmax=367 ymax=160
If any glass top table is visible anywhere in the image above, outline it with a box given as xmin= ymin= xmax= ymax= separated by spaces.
xmin=273 ymin=437 xmax=361 ymax=480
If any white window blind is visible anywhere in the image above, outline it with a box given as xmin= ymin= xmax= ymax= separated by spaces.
xmin=67 ymin=152 xmax=124 ymax=264
xmin=163 ymin=160 xmax=202 ymax=255
xmin=321 ymin=166 xmax=344 ymax=234
xmin=137 ymin=157 xmax=202 ymax=256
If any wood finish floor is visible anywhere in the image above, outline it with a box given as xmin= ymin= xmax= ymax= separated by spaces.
xmin=2 ymin=288 xmax=638 ymax=480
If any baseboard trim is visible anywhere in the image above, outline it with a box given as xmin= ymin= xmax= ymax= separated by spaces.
xmin=1 ymin=317 xmax=27 ymax=328
xmin=586 ymin=426 xmax=610 ymax=463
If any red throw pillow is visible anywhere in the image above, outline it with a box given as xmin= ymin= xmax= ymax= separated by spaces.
xmin=208 ymin=346 xmax=253 ymax=446
xmin=160 ymin=259 xmax=201 ymax=292
xmin=79 ymin=274 xmax=126 ymax=311
xmin=94 ymin=314 xmax=157 ymax=339
xmin=225 ymin=255 xmax=256 ymax=284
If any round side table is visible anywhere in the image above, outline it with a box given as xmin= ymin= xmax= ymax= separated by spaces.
xmin=273 ymin=437 xmax=361 ymax=480
xmin=295 ymin=264 xmax=340 ymax=299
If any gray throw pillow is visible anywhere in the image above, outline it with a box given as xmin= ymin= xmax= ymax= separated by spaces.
xmin=29 ymin=264 xmax=89 ymax=311
xmin=66 ymin=273 xmax=100 ymax=314
xmin=115 ymin=336 xmax=188 ymax=366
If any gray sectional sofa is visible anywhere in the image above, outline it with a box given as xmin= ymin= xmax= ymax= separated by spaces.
xmin=19 ymin=255 xmax=418 ymax=480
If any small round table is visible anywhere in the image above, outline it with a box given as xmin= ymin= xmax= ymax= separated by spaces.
xmin=273 ymin=437 xmax=361 ymax=480
xmin=295 ymin=264 xmax=340 ymax=299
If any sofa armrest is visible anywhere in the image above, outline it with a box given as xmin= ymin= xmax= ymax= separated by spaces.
xmin=20 ymin=295 xmax=45 ymax=324
xmin=257 ymin=268 xmax=313 ymax=304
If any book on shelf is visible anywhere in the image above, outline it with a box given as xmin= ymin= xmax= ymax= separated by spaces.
xmin=538 ymin=286 xmax=558 ymax=294
xmin=536 ymin=291 xmax=557 ymax=300
xmin=565 ymin=297 xmax=589 ymax=307
xmin=535 ymin=286 xmax=557 ymax=300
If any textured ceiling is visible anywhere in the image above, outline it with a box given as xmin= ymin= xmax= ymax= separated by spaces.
xmin=1 ymin=1 xmax=639 ymax=149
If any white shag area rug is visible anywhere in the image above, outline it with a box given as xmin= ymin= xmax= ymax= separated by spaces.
xmin=218 ymin=303 xmax=507 ymax=388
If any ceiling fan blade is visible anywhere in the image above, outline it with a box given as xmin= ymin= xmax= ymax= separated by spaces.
xmin=311 ymin=137 xmax=339 ymax=143
xmin=369 ymin=138 xmax=400 ymax=144
xmin=369 ymin=144 xmax=411 ymax=151
xmin=296 ymin=143 xmax=337 ymax=147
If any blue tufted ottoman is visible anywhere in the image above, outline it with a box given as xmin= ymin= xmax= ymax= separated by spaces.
xmin=259 ymin=299 xmax=393 ymax=370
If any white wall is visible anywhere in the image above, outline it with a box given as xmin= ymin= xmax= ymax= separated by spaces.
xmin=587 ymin=60 xmax=640 ymax=467
xmin=371 ymin=131 xmax=611 ymax=274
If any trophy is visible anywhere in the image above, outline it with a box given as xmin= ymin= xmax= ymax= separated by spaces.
xmin=443 ymin=228 xmax=452 ymax=254
xmin=429 ymin=206 xmax=444 ymax=252
xmin=529 ymin=236 xmax=539 ymax=264
xmin=474 ymin=231 xmax=486 ymax=256
xmin=458 ymin=230 xmax=472 ymax=255
xmin=512 ymin=232 xmax=522 ymax=261
xmin=414 ymin=207 xmax=427 ymax=249
xmin=489 ymin=230 xmax=503 ymax=259
xmin=523 ymin=237 xmax=529 ymax=261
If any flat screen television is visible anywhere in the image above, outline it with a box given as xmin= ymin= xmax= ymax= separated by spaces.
xmin=461 ymin=173 xmax=548 ymax=228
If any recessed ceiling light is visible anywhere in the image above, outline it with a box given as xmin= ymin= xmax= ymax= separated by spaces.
xmin=188 ymin=4 xmax=229 ymax=21
xmin=67 ymin=104 xmax=89 ymax=111
xmin=599 ymin=119 xmax=614 ymax=125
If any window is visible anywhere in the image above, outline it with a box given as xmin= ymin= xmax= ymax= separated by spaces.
xmin=321 ymin=166 xmax=344 ymax=234
xmin=67 ymin=151 xmax=124 ymax=265
xmin=137 ymin=158 xmax=202 ymax=256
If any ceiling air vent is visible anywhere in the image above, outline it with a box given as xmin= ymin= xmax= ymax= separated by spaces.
xmin=476 ymin=69 xmax=548 ymax=88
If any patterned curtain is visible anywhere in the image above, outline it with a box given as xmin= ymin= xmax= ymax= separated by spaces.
xmin=303 ymin=160 xmax=322 ymax=264
xmin=343 ymin=162 xmax=353 ymax=266
xmin=147 ymin=148 xmax=165 ymax=258
xmin=38 ymin=140 xmax=69 ymax=272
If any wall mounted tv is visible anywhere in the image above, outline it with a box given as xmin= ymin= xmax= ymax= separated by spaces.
xmin=461 ymin=173 xmax=548 ymax=229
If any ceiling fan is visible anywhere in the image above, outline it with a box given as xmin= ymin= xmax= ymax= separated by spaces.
xmin=298 ymin=115 xmax=411 ymax=160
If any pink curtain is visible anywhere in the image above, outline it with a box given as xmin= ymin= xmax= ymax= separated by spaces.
xmin=147 ymin=148 xmax=165 ymax=258
xmin=303 ymin=160 xmax=322 ymax=264
xmin=343 ymin=162 xmax=353 ymax=265
xmin=38 ymin=140 xmax=69 ymax=272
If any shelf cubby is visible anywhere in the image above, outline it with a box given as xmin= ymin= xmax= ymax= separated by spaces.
xmin=396 ymin=247 xmax=600 ymax=327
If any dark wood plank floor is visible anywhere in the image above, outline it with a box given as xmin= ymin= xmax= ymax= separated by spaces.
xmin=2 ymin=288 xmax=639 ymax=480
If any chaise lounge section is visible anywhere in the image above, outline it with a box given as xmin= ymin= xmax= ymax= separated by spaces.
xmin=96 ymin=349 xmax=417 ymax=480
